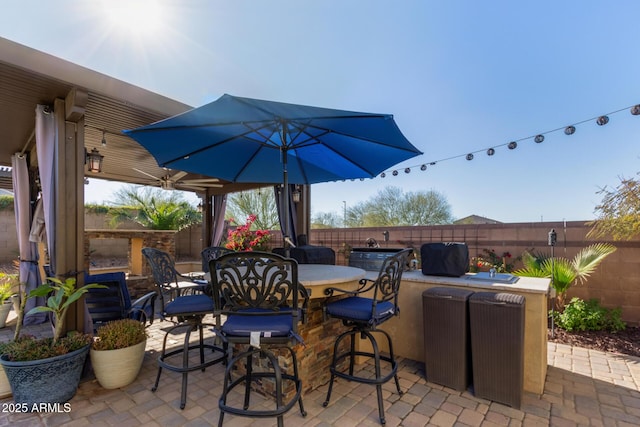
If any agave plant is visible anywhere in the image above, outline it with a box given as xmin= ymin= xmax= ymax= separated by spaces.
xmin=513 ymin=243 xmax=617 ymax=310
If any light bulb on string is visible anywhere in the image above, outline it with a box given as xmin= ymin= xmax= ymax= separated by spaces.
xmin=372 ymin=101 xmax=638 ymax=181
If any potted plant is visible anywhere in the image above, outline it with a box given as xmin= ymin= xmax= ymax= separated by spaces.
xmin=0 ymin=272 xmax=20 ymax=399
xmin=0 ymin=273 xmax=16 ymax=329
xmin=0 ymin=276 xmax=105 ymax=407
xmin=90 ymin=318 xmax=147 ymax=389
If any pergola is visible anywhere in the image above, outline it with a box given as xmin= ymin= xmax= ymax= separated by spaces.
xmin=0 ymin=36 xmax=310 ymax=331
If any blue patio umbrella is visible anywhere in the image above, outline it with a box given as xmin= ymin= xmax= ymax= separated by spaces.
xmin=124 ymin=94 xmax=422 ymax=246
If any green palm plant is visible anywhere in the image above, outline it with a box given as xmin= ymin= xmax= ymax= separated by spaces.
xmin=514 ymin=243 xmax=617 ymax=311
xmin=109 ymin=185 xmax=201 ymax=230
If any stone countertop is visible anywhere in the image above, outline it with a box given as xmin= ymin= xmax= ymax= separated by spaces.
xmin=365 ymin=270 xmax=552 ymax=295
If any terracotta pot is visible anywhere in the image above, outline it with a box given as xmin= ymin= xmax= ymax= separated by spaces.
xmin=90 ymin=339 xmax=146 ymax=389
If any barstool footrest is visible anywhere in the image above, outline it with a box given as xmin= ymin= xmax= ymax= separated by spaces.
xmin=219 ymin=347 xmax=306 ymax=424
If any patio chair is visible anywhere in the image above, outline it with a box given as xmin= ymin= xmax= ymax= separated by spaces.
xmin=209 ymin=251 xmax=309 ymax=427
xmin=84 ymin=271 xmax=157 ymax=330
xmin=141 ymin=247 xmax=206 ymax=302
xmin=142 ymin=247 xmax=225 ymax=409
xmin=322 ymin=248 xmax=413 ymax=425
xmin=200 ymin=246 xmax=232 ymax=273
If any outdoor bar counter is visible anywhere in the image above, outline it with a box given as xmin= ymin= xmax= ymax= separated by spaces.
xmin=373 ymin=271 xmax=551 ymax=395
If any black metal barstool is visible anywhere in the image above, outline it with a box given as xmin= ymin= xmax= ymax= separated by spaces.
xmin=142 ymin=247 xmax=225 ymax=409
xmin=210 ymin=251 xmax=309 ymax=427
xmin=200 ymin=246 xmax=232 ymax=274
xmin=322 ymin=248 xmax=412 ymax=425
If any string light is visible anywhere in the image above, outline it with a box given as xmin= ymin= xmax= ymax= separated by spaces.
xmin=377 ymin=102 xmax=639 ymax=177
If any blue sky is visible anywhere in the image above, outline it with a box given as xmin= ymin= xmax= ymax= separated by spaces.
xmin=2 ymin=1 xmax=639 ymax=223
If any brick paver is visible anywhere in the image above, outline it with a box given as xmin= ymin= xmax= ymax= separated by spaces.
xmin=0 ymin=317 xmax=638 ymax=426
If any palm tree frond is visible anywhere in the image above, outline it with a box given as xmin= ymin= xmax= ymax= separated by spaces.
xmin=572 ymin=243 xmax=617 ymax=285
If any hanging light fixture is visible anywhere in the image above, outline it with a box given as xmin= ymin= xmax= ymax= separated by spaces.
xmin=564 ymin=126 xmax=576 ymax=135
xmin=631 ymin=105 xmax=640 ymax=116
xmin=534 ymin=134 xmax=544 ymax=143
xmin=101 ymin=130 xmax=107 ymax=147
xmin=486 ymin=148 xmax=495 ymax=156
xmin=86 ymin=147 xmax=104 ymax=173
xmin=292 ymin=185 xmax=301 ymax=203
xmin=404 ymin=168 xmax=411 ymax=174
xmin=596 ymin=115 xmax=609 ymax=126
xmin=508 ymin=141 xmax=517 ymax=150
xmin=380 ymin=172 xmax=386 ymax=178
xmin=466 ymin=153 xmax=474 ymax=161
xmin=420 ymin=164 xmax=427 ymax=171
xmin=392 ymin=170 xmax=398 ymax=176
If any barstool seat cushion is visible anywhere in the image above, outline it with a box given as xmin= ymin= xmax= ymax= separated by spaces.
xmin=165 ymin=294 xmax=214 ymax=316
xmin=325 ymin=297 xmax=395 ymax=323
xmin=222 ymin=308 xmax=295 ymax=337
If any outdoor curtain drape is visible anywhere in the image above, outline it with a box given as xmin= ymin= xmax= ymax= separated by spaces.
xmin=11 ymin=154 xmax=45 ymax=324
xmin=211 ymin=194 xmax=227 ymax=247
xmin=34 ymin=104 xmax=56 ymax=276
xmin=275 ymin=184 xmax=297 ymax=247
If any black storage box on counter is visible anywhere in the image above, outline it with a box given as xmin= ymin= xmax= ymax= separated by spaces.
xmin=420 ymin=242 xmax=469 ymax=277
xmin=348 ymin=248 xmax=406 ymax=271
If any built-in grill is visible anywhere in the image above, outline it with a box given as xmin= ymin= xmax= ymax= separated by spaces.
xmin=348 ymin=248 xmax=406 ymax=271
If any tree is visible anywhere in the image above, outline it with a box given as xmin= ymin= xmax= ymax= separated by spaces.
xmin=345 ymin=186 xmax=453 ymax=227
xmin=108 ymin=185 xmax=201 ymax=230
xmin=226 ymin=189 xmax=279 ymax=230
xmin=588 ymin=174 xmax=640 ymax=240
xmin=311 ymin=212 xmax=342 ymax=229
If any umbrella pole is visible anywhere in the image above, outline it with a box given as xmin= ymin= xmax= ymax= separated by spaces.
xmin=282 ymin=147 xmax=291 ymax=258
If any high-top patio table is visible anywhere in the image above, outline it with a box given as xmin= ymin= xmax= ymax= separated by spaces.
xmin=206 ymin=264 xmax=366 ymax=395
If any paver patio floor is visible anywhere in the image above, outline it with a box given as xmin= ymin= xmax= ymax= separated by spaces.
xmin=0 ymin=315 xmax=639 ymax=426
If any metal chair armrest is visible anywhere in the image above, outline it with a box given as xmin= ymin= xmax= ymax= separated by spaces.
xmin=128 ymin=291 xmax=157 ymax=326
xmin=324 ymin=277 xmax=375 ymax=297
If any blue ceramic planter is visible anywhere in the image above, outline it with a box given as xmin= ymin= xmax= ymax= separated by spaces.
xmin=0 ymin=344 xmax=89 ymax=407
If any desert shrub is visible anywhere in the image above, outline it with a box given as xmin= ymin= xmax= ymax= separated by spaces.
xmin=553 ymin=297 xmax=626 ymax=332
xmin=92 ymin=318 xmax=147 ymax=351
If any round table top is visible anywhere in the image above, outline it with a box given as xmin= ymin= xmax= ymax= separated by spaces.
xmin=204 ymin=264 xmax=366 ymax=299
xmin=297 ymin=264 xmax=365 ymax=286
